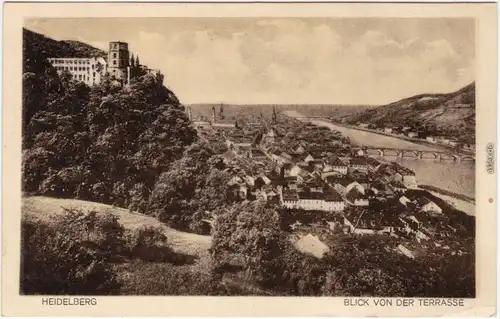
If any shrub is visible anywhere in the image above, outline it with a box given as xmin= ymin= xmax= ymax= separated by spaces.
xmin=124 ymin=226 xmax=173 ymax=262
xmin=20 ymin=211 xmax=123 ymax=295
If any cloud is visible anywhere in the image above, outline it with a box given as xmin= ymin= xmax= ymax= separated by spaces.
xmin=64 ymin=20 xmax=473 ymax=105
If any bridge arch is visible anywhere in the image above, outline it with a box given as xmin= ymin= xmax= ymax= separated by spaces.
xmin=401 ymin=150 xmax=420 ymax=158
xmin=460 ymin=156 xmax=475 ymax=163
xmin=365 ymin=148 xmax=383 ymax=156
xmin=420 ymin=151 xmax=439 ymax=159
xmin=382 ymin=149 xmax=400 ymax=157
xmin=439 ymin=153 xmax=458 ymax=162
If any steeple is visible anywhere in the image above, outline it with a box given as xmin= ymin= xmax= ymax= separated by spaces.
xmin=130 ymin=53 xmax=135 ymax=67
xmin=212 ymin=106 xmax=216 ymax=124
xmin=219 ymin=103 xmax=225 ymax=120
xmin=135 ymin=55 xmax=140 ymax=66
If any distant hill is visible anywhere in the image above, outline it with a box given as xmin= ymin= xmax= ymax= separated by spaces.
xmin=23 ymin=28 xmax=106 ymax=73
xmin=339 ymin=83 xmax=475 ymax=142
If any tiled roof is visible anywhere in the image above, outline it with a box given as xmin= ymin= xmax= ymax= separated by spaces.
xmin=346 ymin=188 xmax=366 ymax=202
xmin=324 ymin=187 xmax=343 ymax=202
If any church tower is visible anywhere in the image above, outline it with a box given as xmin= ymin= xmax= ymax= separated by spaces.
xmin=108 ymin=41 xmax=130 ymax=81
xmin=212 ymin=106 xmax=216 ymax=124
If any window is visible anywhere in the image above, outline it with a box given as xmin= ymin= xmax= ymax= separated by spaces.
xmin=93 ymin=72 xmax=96 ymax=77
xmin=113 ymin=53 xmax=117 ymax=58
xmin=113 ymin=60 xmax=116 ymax=65
xmin=79 ymin=75 xmax=82 ymax=80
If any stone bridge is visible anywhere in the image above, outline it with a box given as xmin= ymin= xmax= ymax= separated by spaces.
xmin=362 ymin=147 xmax=475 ymax=163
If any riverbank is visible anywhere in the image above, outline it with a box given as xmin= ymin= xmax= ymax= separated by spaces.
xmin=332 ymin=122 xmax=474 ymax=156
xmin=419 ymin=184 xmax=475 ymax=203
xmin=284 ymin=109 xmax=475 ymax=200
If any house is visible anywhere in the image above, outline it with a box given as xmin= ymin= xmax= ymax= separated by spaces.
xmin=352 ymin=148 xmax=365 ymax=157
xmin=324 ymin=187 xmax=345 ymax=212
xmin=334 ymin=178 xmax=364 ymax=196
xmin=303 ymin=154 xmax=315 ymax=163
xmin=244 ymin=175 xmax=255 ymax=187
xmin=222 ymin=150 xmax=237 ymax=165
xmin=407 ymin=131 xmax=419 ymax=138
xmin=358 ymin=123 xmax=370 ymax=128
xmin=426 ymin=136 xmax=437 ymax=143
xmin=282 ymin=189 xmax=299 ymax=207
xmin=281 ymin=187 xmax=344 ymax=212
xmin=250 ymin=148 xmax=267 ymax=160
xmin=390 ymin=164 xmax=417 ymax=189
xmin=448 ymin=139 xmax=459 ymax=147
xmin=282 ymin=163 xmax=301 ymax=177
xmin=417 ymin=197 xmax=443 ymax=214
xmin=437 ymin=137 xmax=451 ymax=145
xmin=323 ymin=156 xmax=348 ymax=176
xmin=239 ymin=185 xmax=248 ymax=199
xmin=397 ymin=244 xmax=415 ymax=259
xmin=346 ymin=188 xmax=369 ymax=206
xmin=343 ymin=210 xmax=379 ymax=234
xmin=285 ymin=176 xmax=299 ymax=190
xmin=295 ymin=145 xmax=306 ymax=154
xmin=266 ymin=190 xmax=280 ymax=204
xmin=390 ymin=181 xmax=407 ymax=192
xmin=384 ymin=127 xmax=393 ymax=134
xmin=264 ymin=129 xmax=276 ymax=143
xmin=399 ymin=195 xmax=412 ymax=207
xmin=349 ymin=156 xmax=369 ymax=172
xmin=370 ymin=181 xmax=394 ymax=198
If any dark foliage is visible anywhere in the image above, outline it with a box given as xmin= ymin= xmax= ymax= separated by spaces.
xmin=20 ymin=210 xmax=125 ymax=295
xmin=22 ymin=39 xmax=197 ymax=211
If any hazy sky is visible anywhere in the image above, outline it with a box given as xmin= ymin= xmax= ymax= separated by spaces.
xmin=25 ymin=18 xmax=475 ymax=105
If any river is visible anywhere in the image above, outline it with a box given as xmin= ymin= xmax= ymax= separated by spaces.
xmin=284 ymin=110 xmax=476 ymax=215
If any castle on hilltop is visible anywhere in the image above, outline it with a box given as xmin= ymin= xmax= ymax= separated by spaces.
xmin=48 ymin=41 xmax=162 ymax=86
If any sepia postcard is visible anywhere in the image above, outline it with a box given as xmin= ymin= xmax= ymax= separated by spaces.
xmin=1 ymin=2 xmax=498 ymax=317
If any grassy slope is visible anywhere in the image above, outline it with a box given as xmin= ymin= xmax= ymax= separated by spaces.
xmin=23 ymin=196 xmax=211 ymax=257
xmin=23 ymin=196 xmax=215 ymax=295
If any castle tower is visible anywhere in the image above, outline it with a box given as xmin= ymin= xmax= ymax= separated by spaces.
xmin=108 ymin=41 xmax=130 ymax=81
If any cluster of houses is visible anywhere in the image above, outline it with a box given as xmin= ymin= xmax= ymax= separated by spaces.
xmin=193 ymin=111 xmax=458 ymax=250
xmin=355 ymin=122 xmax=474 ymax=151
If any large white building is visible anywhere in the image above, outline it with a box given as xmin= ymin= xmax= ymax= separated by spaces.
xmin=47 ymin=56 xmax=108 ymax=86
xmin=48 ymin=41 xmax=162 ymax=86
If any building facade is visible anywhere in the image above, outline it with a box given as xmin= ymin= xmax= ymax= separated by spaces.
xmin=107 ymin=41 xmax=130 ymax=81
xmin=47 ymin=57 xmax=108 ymax=86
xmin=49 ymin=41 xmax=162 ymax=86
